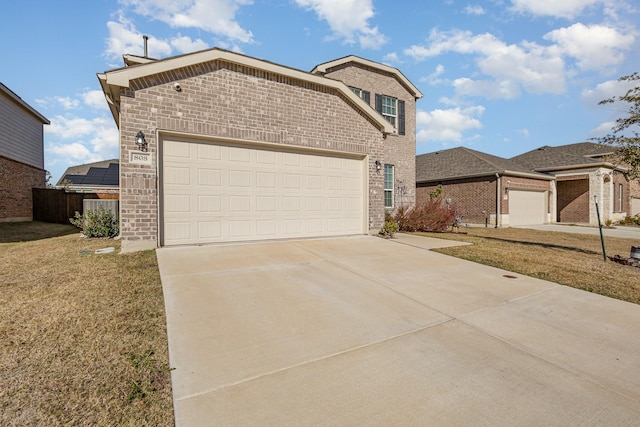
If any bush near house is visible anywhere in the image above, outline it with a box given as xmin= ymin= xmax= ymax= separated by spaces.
xmin=69 ymin=207 xmax=119 ymax=238
xmin=394 ymin=198 xmax=458 ymax=232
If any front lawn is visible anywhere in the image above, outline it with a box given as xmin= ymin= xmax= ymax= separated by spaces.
xmin=0 ymin=222 xmax=173 ymax=426
xmin=416 ymin=227 xmax=640 ymax=305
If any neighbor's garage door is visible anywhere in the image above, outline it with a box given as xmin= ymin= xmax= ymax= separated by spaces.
xmin=161 ymin=138 xmax=366 ymax=246
xmin=509 ymin=190 xmax=546 ymax=226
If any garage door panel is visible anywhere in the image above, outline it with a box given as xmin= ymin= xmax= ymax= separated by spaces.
xmin=509 ymin=190 xmax=546 ymax=226
xmin=162 ymin=139 xmax=365 ymax=245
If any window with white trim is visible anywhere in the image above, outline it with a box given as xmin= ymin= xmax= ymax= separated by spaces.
xmin=618 ymin=183 xmax=623 ymax=212
xmin=350 ymin=86 xmax=370 ymax=104
xmin=381 ymin=95 xmax=397 ymax=127
xmin=375 ymin=94 xmax=405 ymax=135
xmin=384 ymin=164 xmax=394 ymax=208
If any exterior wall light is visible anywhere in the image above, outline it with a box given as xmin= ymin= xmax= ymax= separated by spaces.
xmin=375 ymin=160 xmax=382 ymax=172
xmin=135 ymin=131 xmax=148 ymax=152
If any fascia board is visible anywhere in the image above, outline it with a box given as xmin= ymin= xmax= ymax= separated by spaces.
xmin=101 ymin=50 xmax=393 ymax=134
xmin=312 ymin=55 xmax=423 ymax=99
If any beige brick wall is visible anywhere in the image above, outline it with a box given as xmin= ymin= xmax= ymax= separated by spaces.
xmin=118 ymin=60 xmax=386 ymax=248
xmin=322 ymin=63 xmax=417 ymax=212
xmin=0 ymin=155 xmax=45 ymax=221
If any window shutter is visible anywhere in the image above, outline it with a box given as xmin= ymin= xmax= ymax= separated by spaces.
xmin=363 ymin=90 xmax=370 ymax=105
xmin=375 ymin=94 xmax=382 ymax=113
xmin=398 ymin=100 xmax=405 ymax=135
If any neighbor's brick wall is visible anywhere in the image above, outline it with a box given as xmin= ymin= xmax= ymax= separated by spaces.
xmin=416 ymin=177 xmax=497 ymax=224
xmin=503 ymin=176 xmax=552 ymax=214
xmin=0 ymin=155 xmax=45 ymax=221
xmin=118 ymin=60 xmax=386 ymax=247
xmin=322 ymin=63 xmax=417 ymax=212
xmin=556 ymin=176 xmax=589 ymax=223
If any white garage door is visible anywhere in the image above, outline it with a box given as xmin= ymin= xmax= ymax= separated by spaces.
xmin=509 ymin=190 xmax=546 ymax=226
xmin=161 ymin=138 xmax=366 ymax=246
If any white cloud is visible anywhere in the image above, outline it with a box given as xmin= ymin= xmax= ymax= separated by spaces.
xmin=82 ymin=90 xmax=110 ymax=111
xmin=382 ymin=52 xmax=400 ymax=64
xmin=405 ymin=29 xmax=566 ymax=97
xmin=509 ymin=0 xmax=600 ymax=19
xmin=120 ymin=0 xmax=254 ymax=43
xmin=589 ymin=121 xmax=616 ymax=137
xmin=105 ymin=14 xmax=172 ymax=61
xmin=170 ymin=35 xmax=210 ymax=53
xmin=420 ymin=64 xmax=446 ymax=85
xmin=55 ymin=97 xmax=80 ymax=110
xmin=453 ymin=77 xmax=521 ymax=99
xmin=464 ymin=5 xmax=486 ymax=15
xmin=48 ymin=142 xmax=96 ymax=162
xmin=293 ymin=0 xmax=387 ymax=49
xmin=544 ymin=23 xmax=634 ymax=72
xmin=45 ymin=115 xmax=119 ymax=160
xmin=581 ymin=77 xmax=638 ymax=105
xmin=416 ymin=105 xmax=485 ymax=143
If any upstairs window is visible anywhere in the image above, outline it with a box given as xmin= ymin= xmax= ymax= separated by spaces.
xmin=375 ymin=94 xmax=405 ymax=135
xmin=350 ymin=86 xmax=370 ymax=104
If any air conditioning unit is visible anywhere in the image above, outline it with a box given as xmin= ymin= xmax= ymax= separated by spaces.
xmin=83 ymin=199 xmax=119 ymax=219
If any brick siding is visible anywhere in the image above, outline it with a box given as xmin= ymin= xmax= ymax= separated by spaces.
xmin=322 ymin=63 xmax=417 ymax=212
xmin=557 ymin=177 xmax=589 ymax=222
xmin=0 ymin=155 xmax=45 ymax=221
xmin=416 ymin=177 xmax=497 ymax=224
xmin=118 ymin=60 xmax=386 ymax=248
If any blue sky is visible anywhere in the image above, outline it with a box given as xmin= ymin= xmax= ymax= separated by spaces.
xmin=2 ymin=0 xmax=638 ymax=183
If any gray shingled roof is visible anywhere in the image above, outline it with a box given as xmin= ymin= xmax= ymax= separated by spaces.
xmin=510 ymin=142 xmax=618 ymax=172
xmin=57 ymin=159 xmax=119 ymax=188
xmin=416 ymin=147 xmax=550 ymax=183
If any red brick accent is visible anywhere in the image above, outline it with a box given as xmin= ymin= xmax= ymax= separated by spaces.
xmin=0 ymin=155 xmax=45 ymax=221
xmin=557 ymin=178 xmax=589 ymax=222
xmin=417 ymin=177 xmax=497 ymax=224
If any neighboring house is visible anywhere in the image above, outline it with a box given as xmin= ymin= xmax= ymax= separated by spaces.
xmin=0 ymin=82 xmax=49 ymax=222
xmin=56 ymin=159 xmax=119 ymax=194
xmin=416 ymin=142 xmax=635 ymax=227
xmin=98 ymin=48 xmax=421 ymax=252
xmin=416 ymin=147 xmax=554 ymax=227
xmin=511 ymin=142 xmax=632 ymax=224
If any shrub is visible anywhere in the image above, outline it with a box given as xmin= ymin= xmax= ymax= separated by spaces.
xmin=379 ymin=220 xmax=399 ymax=238
xmin=393 ymin=199 xmax=457 ymax=232
xmin=70 ymin=207 xmax=120 ymax=238
xmin=618 ymin=214 xmax=640 ymax=226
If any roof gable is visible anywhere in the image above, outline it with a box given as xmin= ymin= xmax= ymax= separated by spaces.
xmin=510 ymin=143 xmax=621 ymax=172
xmin=98 ymin=48 xmax=394 ymax=134
xmin=416 ymin=147 xmax=552 ymax=182
xmin=0 ymin=82 xmax=49 ymax=125
xmin=311 ymin=55 xmax=423 ymax=99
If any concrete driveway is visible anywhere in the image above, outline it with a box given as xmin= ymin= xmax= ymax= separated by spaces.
xmin=156 ymin=234 xmax=640 ymax=426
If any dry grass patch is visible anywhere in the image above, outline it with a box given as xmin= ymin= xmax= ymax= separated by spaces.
xmin=0 ymin=222 xmax=173 ymax=426
xmin=416 ymin=227 xmax=640 ymax=305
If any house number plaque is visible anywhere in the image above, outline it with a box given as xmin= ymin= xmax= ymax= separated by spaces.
xmin=129 ymin=151 xmax=152 ymax=165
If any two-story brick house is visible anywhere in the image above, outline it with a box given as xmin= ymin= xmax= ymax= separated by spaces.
xmin=0 ymin=83 xmax=49 ymax=222
xmin=98 ymin=48 xmax=421 ymax=252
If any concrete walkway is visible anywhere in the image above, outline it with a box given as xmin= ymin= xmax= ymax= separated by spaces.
xmin=156 ymin=234 xmax=640 ymax=426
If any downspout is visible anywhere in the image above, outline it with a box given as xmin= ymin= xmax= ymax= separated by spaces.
xmin=495 ymin=173 xmax=501 ymax=228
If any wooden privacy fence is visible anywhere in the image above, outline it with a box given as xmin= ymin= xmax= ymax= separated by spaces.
xmin=32 ymin=189 xmax=119 ymax=224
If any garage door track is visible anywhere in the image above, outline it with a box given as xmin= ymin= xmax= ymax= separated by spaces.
xmin=156 ymin=234 xmax=640 ymax=426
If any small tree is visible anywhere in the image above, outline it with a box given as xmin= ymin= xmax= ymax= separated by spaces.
xmin=595 ymin=72 xmax=640 ymax=180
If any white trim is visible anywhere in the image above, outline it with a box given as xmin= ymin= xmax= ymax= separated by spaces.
xmin=312 ymin=55 xmax=423 ymax=99
xmin=100 ymin=48 xmax=393 ymax=135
